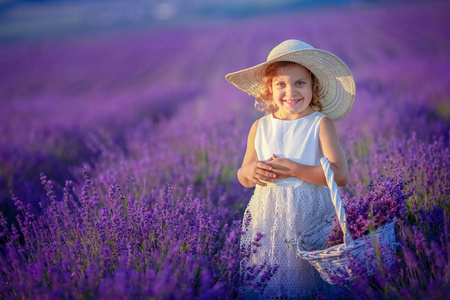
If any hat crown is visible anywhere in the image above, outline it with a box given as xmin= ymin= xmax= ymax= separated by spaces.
xmin=267 ymin=39 xmax=315 ymax=61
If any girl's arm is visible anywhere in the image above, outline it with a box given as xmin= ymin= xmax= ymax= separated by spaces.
xmin=267 ymin=117 xmax=349 ymax=187
xmin=317 ymin=117 xmax=349 ymax=186
xmin=237 ymin=120 xmax=277 ymax=188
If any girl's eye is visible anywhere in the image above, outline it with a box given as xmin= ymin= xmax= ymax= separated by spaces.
xmin=276 ymin=83 xmax=286 ymax=88
xmin=296 ymin=81 xmax=305 ymax=86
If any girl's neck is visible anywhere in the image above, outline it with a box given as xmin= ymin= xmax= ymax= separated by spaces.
xmin=274 ymin=108 xmax=315 ymax=120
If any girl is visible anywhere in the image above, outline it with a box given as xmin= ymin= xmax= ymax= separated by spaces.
xmin=226 ymin=39 xmax=355 ymax=299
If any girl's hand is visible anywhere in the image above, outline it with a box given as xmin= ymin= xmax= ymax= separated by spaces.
xmin=267 ymin=154 xmax=296 ymax=179
xmin=238 ymin=157 xmax=277 ymax=187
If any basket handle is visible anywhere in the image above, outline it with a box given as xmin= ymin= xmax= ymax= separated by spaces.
xmin=320 ymin=157 xmax=355 ymax=248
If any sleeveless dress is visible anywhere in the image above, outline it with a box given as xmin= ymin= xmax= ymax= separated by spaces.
xmin=240 ymin=111 xmax=336 ymax=299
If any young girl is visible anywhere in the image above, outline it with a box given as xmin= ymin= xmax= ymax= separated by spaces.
xmin=226 ymin=39 xmax=355 ymax=299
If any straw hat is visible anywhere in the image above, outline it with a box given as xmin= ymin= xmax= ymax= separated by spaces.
xmin=225 ymin=39 xmax=355 ymax=121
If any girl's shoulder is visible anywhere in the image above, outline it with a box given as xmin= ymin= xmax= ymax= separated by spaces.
xmin=255 ymin=114 xmax=272 ymax=129
xmin=248 ymin=114 xmax=271 ymax=136
xmin=318 ymin=114 xmax=340 ymax=142
xmin=247 ymin=118 xmax=260 ymax=136
xmin=317 ymin=112 xmax=334 ymax=132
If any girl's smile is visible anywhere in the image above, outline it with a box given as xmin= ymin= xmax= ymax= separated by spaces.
xmin=271 ymin=64 xmax=314 ymax=120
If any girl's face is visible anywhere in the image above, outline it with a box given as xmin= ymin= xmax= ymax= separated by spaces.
xmin=270 ymin=64 xmax=314 ymax=120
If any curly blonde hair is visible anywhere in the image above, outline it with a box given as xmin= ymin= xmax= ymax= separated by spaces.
xmin=255 ymin=61 xmax=323 ymax=114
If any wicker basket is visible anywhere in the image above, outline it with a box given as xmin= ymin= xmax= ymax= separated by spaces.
xmin=297 ymin=157 xmax=397 ymax=284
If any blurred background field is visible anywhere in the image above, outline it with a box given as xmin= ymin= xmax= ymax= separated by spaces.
xmin=0 ymin=0 xmax=449 ymax=298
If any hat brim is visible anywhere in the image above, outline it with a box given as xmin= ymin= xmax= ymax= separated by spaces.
xmin=225 ymin=49 xmax=355 ymax=121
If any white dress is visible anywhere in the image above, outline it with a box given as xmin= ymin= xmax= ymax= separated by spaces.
xmin=241 ymin=111 xmax=336 ymax=299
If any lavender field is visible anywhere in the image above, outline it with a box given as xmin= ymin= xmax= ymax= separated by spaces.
xmin=1 ymin=1 xmax=449 ymax=299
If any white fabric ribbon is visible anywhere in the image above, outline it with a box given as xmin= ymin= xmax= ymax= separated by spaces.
xmin=320 ymin=157 xmax=355 ymax=248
